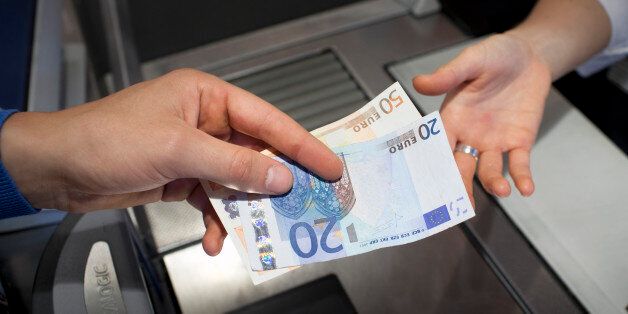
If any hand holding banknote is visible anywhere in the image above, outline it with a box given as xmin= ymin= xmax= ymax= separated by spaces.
xmin=0 ymin=68 xmax=342 ymax=257
xmin=204 ymin=83 xmax=474 ymax=283
xmin=239 ymin=112 xmax=474 ymax=270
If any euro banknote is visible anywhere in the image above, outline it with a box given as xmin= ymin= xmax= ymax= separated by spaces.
xmin=202 ymin=82 xmax=422 ymax=283
xmin=239 ymin=112 xmax=474 ymax=270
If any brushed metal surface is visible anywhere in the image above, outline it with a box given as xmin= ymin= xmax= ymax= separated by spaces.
xmin=164 ymin=237 xmax=520 ymax=314
xmin=135 ymin=201 xmax=205 ymax=254
xmin=390 ymin=40 xmax=628 ymax=313
xmin=84 ymin=241 xmax=127 ymax=314
xmin=230 ymin=50 xmax=368 ymax=131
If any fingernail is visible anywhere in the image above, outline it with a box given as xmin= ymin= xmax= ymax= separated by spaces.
xmin=265 ymin=165 xmax=293 ymax=194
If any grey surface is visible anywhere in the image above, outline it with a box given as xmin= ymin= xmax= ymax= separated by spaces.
xmin=391 ymin=0 xmax=441 ymax=17
xmin=26 ymin=0 xmax=90 ymax=112
xmin=99 ymin=0 xmax=143 ymax=91
xmin=136 ymin=202 xmax=205 ymax=254
xmin=165 ymin=237 xmax=519 ymax=314
xmin=389 ymin=40 xmax=628 ymax=313
xmin=63 ymin=43 xmax=87 ymax=108
xmin=0 ymin=224 xmax=59 ymax=313
xmin=608 ymin=58 xmax=628 ymax=93
xmin=409 ymin=0 xmax=441 ymax=16
xmin=27 ymin=0 xmax=63 ymax=112
xmin=0 ymin=210 xmax=66 ymax=234
xmin=230 ymin=51 xmax=368 ymax=131
xmin=205 ymin=14 xmax=466 ymax=97
xmin=141 ymin=0 xmax=409 ymax=81
xmin=462 ymin=185 xmax=583 ymax=313
xmin=46 ymin=211 xmax=153 ymax=314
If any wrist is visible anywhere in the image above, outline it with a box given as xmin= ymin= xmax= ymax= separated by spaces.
xmin=504 ymin=0 xmax=612 ymax=80
xmin=502 ymin=30 xmax=555 ymax=80
xmin=0 ymin=111 xmax=64 ymax=209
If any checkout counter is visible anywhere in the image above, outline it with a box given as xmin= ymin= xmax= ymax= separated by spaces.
xmin=1 ymin=0 xmax=627 ymax=313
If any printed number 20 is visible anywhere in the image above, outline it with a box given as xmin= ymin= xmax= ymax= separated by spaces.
xmin=418 ymin=118 xmax=441 ymax=140
xmin=289 ymin=217 xmax=343 ymax=258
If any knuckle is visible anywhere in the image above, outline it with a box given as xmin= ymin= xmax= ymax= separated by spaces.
xmin=228 ymin=149 xmax=255 ymax=186
xmin=169 ymin=68 xmax=204 ymax=80
xmin=206 ymin=81 xmax=230 ymax=105
xmin=158 ymin=69 xmax=205 ymax=101
xmin=508 ymin=136 xmax=533 ymax=150
xmin=167 ymin=68 xmax=216 ymax=91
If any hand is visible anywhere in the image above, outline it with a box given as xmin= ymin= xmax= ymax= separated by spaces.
xmin=0 ymin=69 xmax=343 ymax=255
xmin=413 ymin=34 xmax=552 ymax=204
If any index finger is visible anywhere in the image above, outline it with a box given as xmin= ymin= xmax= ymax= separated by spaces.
xmin=198 ymin=74 xmax=343 ymax=180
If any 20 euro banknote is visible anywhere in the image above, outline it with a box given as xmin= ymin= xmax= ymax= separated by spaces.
xmin=239 ymin=112 xmax=474 ymax=270
xmin=202 ymin=82 xmax=422 ymax=283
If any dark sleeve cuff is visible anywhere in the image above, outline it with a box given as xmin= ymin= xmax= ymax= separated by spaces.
xmin=0 ymin=110 xmax=39 ymax=219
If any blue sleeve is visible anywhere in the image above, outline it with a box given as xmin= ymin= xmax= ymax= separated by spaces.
xmin=0 ymin=109 xmax=39 ymax=219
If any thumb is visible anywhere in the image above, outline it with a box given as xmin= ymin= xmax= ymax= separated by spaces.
xmin=169 ymin=128 xmax=294 ymax=195
xmin=412 ymin=47 xmax=483 ymax=96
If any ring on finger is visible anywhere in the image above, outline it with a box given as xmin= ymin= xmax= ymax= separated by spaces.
xmin=454 ymin=143 xmax=479 ymax=161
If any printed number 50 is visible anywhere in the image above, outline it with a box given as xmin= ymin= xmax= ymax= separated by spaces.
xmin=289 ymin=217 xmax=343 ymax=258
xmin=379 ymin=89 xmax=404 ymax=114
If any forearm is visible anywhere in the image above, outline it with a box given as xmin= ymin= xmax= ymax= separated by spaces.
xmin=0 ymin=111 xmax=64 ymax=209
xmin=507 ymin=0 xmax=612 ymax=80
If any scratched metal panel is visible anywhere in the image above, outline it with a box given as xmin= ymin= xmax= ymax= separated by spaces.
xmin=230 ymin=51 xmax=369 ymax=131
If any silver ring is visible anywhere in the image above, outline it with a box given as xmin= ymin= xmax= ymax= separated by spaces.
xmin=454 ymin=143 xmax=479 ymax=160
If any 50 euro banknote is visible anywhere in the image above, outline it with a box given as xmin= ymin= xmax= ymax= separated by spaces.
xmin=202 ymin=82 xmax=422 ymax=283
xmin=239 ymin=112 xmax=474 ymax=270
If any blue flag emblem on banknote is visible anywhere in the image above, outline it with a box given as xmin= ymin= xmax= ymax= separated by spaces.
xmin=423 ymin=205 xmax=450 ymax=229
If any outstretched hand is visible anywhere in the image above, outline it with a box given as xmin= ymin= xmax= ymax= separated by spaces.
xmin=413 ymin=34 xmax=552 ymax=204
xmin=0 ymin=69 xmax=343 ymax=255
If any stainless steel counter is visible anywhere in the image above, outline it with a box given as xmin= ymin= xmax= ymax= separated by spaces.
xmin=164 ymin=235 xmax=518 ymax=313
